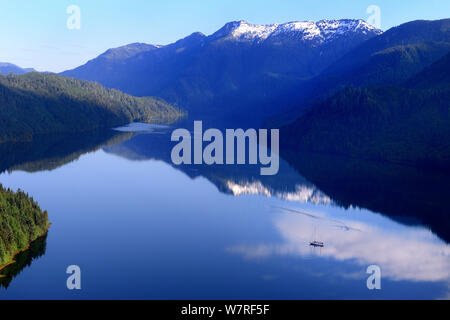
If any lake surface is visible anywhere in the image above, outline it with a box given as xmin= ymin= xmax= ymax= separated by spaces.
xmin=0 ymin=123 xmax=449 ymax=299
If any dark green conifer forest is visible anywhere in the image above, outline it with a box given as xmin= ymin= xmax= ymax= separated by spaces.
xmin=0 ymin=184 xmax=49 ymax=267
xmin=0 ymin=72 xmax=184 ymax=143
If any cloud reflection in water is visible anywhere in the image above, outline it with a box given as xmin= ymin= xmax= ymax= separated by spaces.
xmin=228 ymin=205 xmax=450 ymax=284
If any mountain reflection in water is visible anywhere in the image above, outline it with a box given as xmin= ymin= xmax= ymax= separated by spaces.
xmin=0 ymin=123 xmax=448 ymax=298
xmin=105 ymin=123 xmax=450 ymax=243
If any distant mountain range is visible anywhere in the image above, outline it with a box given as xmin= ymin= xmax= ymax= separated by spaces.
xmin=2 ymin=17 xmax=449 ymax=170
xmin=61 ymin=19 xmax=382 ymax=123
xmin=0 ymin=62 xmax=35 ymax=75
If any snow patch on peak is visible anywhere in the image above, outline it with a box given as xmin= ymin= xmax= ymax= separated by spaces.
xmin=230 ymin=21 xmax=278 ymax=41
xmin=316 ymin=19 xmax=381 ymax=36
xmin=282 ymin=21 xmax=316 ymax=30
xmin=273 ymin=21 xmax=321 ymax=40
xmin=215 ymin=19 xmax=382 ymax=43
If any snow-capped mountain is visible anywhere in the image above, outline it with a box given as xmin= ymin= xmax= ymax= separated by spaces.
xmin=214 ymin=19 xmax=381 ymax=44
xmin=62 ymin=18 xmax=382 ymax=122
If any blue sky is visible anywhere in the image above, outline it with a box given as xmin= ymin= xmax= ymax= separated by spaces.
xmin=0 ymin=0 xmax=449 ymax=72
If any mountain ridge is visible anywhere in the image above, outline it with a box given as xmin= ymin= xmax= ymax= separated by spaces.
xmin=266 ymin=18 xmax=450 ymax=127
xmin=210 ymin=19 xmax=381 ymax=43
xmin=61 ymin=18 xmax=382 ymax=123
xmin=0 ymin=62 xmax=35 ymax=75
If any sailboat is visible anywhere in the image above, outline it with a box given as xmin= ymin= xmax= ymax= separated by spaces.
xmin=309 ymin=227 xmax=324 ymax=247
xmin=309 ymin=240 xmax=324 ymax=247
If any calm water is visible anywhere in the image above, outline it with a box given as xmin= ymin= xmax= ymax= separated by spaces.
xmin=0 ymin=123 xmax=449 ymax=299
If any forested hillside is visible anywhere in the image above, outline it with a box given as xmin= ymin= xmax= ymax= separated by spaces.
xmin=268 ymin=18 xmax=450 ymax=127
xmin=0 ymin=72 xmax=184 ymax=143
xmin=0 ymin=185 xmax=49 ymax=267
xmin=282 ymin=53 xmax=450 ymax=172
xmin=61 ymin=19 xmax=381 ymax=122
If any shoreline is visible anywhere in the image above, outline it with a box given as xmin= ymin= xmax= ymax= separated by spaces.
xmin=0 ymin=222 xmax=51 ymax=273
